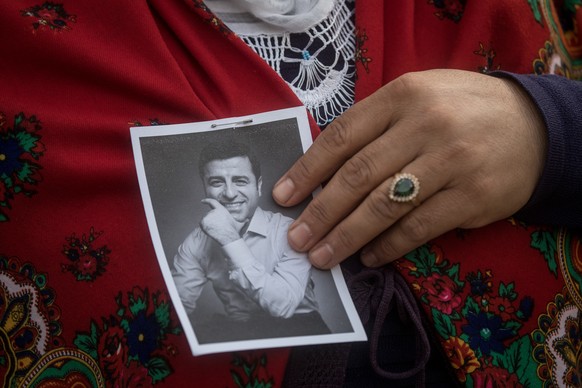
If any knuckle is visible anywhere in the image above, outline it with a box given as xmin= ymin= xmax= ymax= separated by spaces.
xmin=289 ymin=155 xmax=317 ymax=185
xmin=399 ymin=213 xmax=432 ymax=245
xmin=367 ymin=188 xmax=403 ymax=221
xmin=333 ymin=223 xmax=357 ymax=251
xmin=375 ymin=236 xmax=402 ymax=260
xmin=411 ymin=103 xmax=457 ymax=137
xmin=373 ymin=213 xmax=433 ymax=261
xmin=337 ymin=154 xmax=377 ymax=192
xmin=389 ymin=72 xmax=423 ymax=97
xmin=391 ymin=73 xmax=465 ymax=130
xmin=305 ymin=197 xmax=334 ymax=225
xmin=320 ymin=116 xmax=353 ymax=151
xmin=428 ymin=105 xmax=458 ymax=129
xmin=459 ymin=172 xmax=491 ymax=204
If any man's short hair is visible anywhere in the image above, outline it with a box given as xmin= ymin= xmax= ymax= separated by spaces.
xmin=198 ymin=140 xmax=261 ymax=180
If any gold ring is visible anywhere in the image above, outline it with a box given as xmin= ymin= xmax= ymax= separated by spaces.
xmin=388 ymin=173 xmax=420 ymax=204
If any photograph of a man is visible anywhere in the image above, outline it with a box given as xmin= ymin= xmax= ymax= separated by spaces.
xmin=172 ymin=140 xmax=330 ymax=343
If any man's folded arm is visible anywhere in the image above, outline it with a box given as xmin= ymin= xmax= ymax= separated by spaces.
xmin=224 ymin=238 xmax=312 ymax=319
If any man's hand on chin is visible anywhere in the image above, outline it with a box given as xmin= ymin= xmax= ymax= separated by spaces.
xmin=200 ymin=198 xmax=247 ymax=246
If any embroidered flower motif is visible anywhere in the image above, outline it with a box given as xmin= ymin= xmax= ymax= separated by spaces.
xmin=466 ymin=270 xmax=493 ymax=297
xmin=474 ymin=43 xmax=501 ymax=73
xmin=421 ymin=273 xmax=463 ymax=314
xmin=61 ymin=227 xmax=111 ymax=281
xmin=0 ymin=112 xmax=44 ymax=222
xmin=97 ymin=322 xmax=128 ymax=381
xmin=531 ymin=228 xmax=560 ymax=276
xmin=462 ymin=311 xmax=514 ymax=355
xmin=127 ymin=312 xmax=162 ymax=364
xmin=94 ymin=317 xmax=150 ymax=387
xmin=488 ymin=295 xmax=516 ymax=321
xmin=0 ymin=138 xmax=24 ymax=177
xmin=472 ymin=364 xmax=522 ymax=388
xmin=516 ymin=296 xmax=534 ymax=321
xmin=20 ymin=2 xmax=77 ymax=32
xmin=129 ymin=118 xmax=168 ymax=127
xmin=230 ymin=352 xmax=275 ymax=388
xmin=429 ymin=0 xmax=467 ymax=23
xmin=190 ymin=0 xmax=232 ymax=36
xmin=442 ymin=337 xmax=480 ymax=382
xmin=355 ymin=28 xmax=372 ymax=75
xmin=400 ymin=228 xmax=549 ymax=386
xmin=120 ymin=361 xmax=151 ymax=387
xmin=74 ymin=287 xmax=181 ymax=385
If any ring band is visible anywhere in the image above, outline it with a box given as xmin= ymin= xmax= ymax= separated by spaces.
xmin=388 ymin=173 xmax=420 ymax=204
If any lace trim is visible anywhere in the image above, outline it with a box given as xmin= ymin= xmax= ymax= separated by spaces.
xmin=239 ymin=0 xmax=355 ymax=127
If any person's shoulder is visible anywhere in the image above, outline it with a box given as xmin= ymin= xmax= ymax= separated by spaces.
xmin=258 ymin=207 xmax=294 ymax=224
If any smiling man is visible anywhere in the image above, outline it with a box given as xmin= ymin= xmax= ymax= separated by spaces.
xmin=172 ymin=140 xmax=328 ymax=342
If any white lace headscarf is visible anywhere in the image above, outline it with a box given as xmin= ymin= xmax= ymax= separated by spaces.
xmin=206 ymin=0 xmax=354 ymax=126
xmin=233 ymin=0 xmax=334 ymax=32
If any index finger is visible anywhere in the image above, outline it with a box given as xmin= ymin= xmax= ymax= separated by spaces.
xmin=201 ymin=198 xmax=222 ymax=209
xmin=272 ymin=87 xmax=397 ymax=207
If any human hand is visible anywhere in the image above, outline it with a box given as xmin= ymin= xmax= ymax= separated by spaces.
xmin=200 ymin=198 xmax=246 ymax=246
xmin=272 ymin=69 xmax=546 ymax=269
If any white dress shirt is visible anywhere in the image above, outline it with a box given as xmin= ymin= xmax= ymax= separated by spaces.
xmin=172 ymin=207 xmax=319 ymax=321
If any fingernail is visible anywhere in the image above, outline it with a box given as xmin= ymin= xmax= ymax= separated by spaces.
xmin=361 ymin=249 xmax=379 ymax=267
xmin=310 ymin=244 xmax=334 ymax=268
xmin=288 ymin=223 xmax=312 ymax=251
xmin=273 ymin=178 xmax=295 ymax=204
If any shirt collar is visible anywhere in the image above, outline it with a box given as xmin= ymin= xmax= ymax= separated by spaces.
xmin=245 ymin=207 xmax=268 ymax=237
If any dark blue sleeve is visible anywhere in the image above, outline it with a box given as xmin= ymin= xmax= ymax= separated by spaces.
xmin=491 ymin=72 xmax=582 ymax=228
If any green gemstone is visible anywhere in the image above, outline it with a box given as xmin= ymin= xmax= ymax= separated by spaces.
xmin=394 ymin=178 xmax=415 ymax=197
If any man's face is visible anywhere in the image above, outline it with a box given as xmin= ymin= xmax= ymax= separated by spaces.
xmin=202 ymin=156 xmax=262 ymax=223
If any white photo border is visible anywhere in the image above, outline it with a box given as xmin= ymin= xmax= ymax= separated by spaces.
xmin=130 ymin=107 xmax=366 ymax=356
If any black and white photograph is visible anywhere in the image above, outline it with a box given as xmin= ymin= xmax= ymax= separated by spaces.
xmin=131 ymin=107 xmax=366 ymax=356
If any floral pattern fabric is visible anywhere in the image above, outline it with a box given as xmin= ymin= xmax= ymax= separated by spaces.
xmin=0 ymin=0 xmax=580 ymax=387
xmin=396 ymin=222 xmax=582 ymax=387
xmin=0 ymin=112 xmax=44 ymax=222
xmin=61 ymin=227 xmax=111 ymax=281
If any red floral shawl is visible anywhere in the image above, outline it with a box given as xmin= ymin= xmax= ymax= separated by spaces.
xmin=0 ymin=0 xmax=580 ymax=386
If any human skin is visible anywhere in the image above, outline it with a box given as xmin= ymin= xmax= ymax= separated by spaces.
xmin=272 ymin=69 xmax=546 ymax=269
xmin=200 ymin=156 xmax=263 ymax=246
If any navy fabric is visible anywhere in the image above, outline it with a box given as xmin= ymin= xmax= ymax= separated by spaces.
xmin=493 ymin=73 xmax=582 ymax=228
